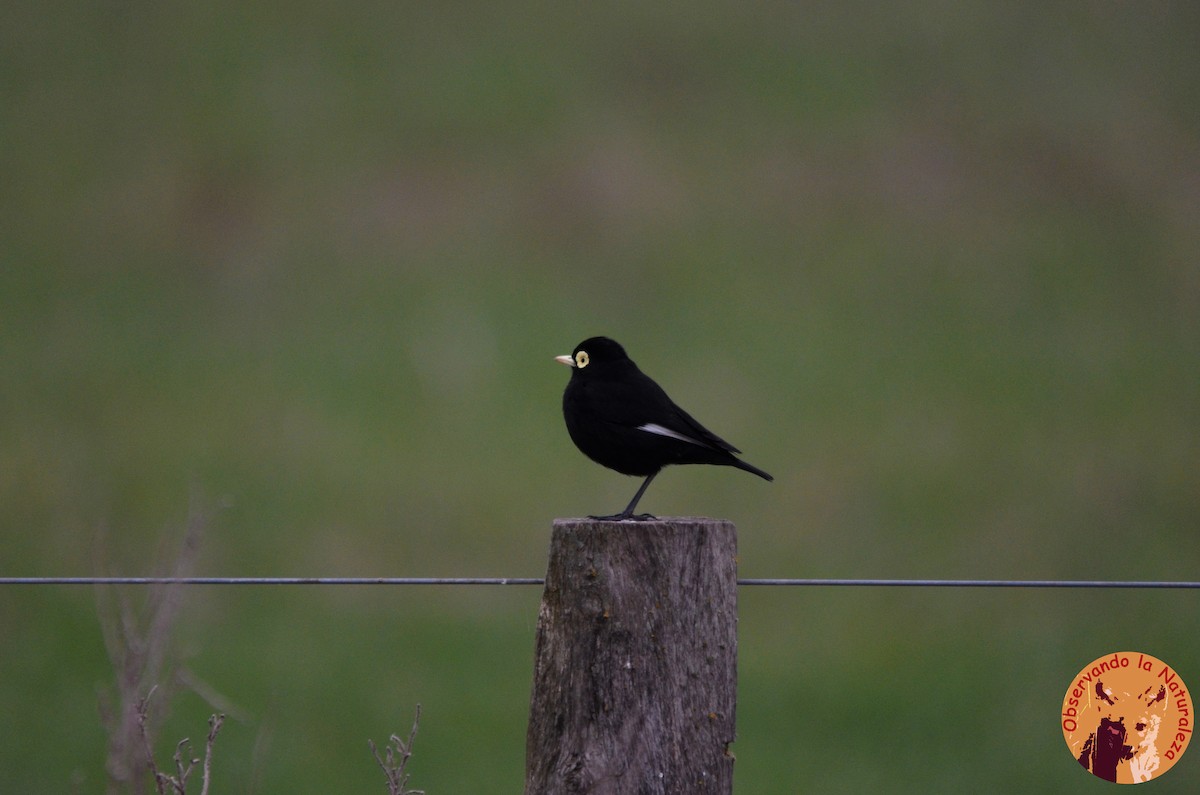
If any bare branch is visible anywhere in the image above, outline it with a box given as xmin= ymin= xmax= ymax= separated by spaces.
xmin=136 ymin=690 xmax=171 ymax=795
xmin=175 ymin=667 xmax=246 ymax=723
xmin=135 ymin=690 xmax=224 ymax=795
xmin=199 ymin=714 xmax=225 ymax=795
xmin=97 ymin=494 xmax=222 ymax=794
xmin=171 ymin=738 xmax=196 ymax=794
xmin=369 ymin=705 xmax=425 ymax=795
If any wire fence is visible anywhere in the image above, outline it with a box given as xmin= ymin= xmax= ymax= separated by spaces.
xmin=2 ymin=576 xmax=1199 ymax=588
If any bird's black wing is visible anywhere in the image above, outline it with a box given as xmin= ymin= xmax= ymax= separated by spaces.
xmin=664 ymin=402 xmax=742 ymax=454
xmin=585 ymin=367 xmax=741 ymax=455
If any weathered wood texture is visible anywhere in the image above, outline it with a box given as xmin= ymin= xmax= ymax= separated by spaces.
xmin=525 ymin=518 xmax=737 ymax=795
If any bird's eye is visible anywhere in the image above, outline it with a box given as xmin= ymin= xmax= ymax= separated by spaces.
xmin=575 ymin=351 xmax=590 ymax=368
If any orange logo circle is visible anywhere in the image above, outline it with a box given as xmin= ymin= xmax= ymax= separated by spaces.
xmin=1062 ymin=651 xmax=1193 ymax=783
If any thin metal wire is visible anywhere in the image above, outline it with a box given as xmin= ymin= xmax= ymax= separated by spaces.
xmin=0 ymin=577 xmax=544 ymax=586
xmin=737 ymin=578 xmax=1200 ymax=589
xmin=1 ymin=576 xmax=1198 ymax=588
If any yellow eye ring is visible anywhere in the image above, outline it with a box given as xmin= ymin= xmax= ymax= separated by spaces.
xmin=575 ymin=351 xmax=590 ymax=368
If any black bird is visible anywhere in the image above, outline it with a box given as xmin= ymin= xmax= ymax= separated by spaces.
xmin=556 ymin=336 xmax=773 ymax=520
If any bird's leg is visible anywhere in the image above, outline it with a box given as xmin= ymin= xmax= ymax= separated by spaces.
xmin=590 ymin=471 xmax=658 ymax=521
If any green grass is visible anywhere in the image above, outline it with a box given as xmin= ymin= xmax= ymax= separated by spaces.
xmin=2 ymin=1 xmax=1198 ymax=792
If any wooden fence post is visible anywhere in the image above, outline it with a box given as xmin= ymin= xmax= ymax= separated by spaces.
xmin=524 ymin=518 xmax=738 ymax=795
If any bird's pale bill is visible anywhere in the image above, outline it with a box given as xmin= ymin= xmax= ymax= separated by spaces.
xmin=556 ymin=351 xmax=589 ymax=368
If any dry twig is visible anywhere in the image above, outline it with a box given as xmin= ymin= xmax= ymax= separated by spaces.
xmin=96 ymin=494 xmax=229 ymax=794
xmin=369 ymin=705 xmax=425 ymax=795
xmin=136 ymin=690 xmax=225 ymax=795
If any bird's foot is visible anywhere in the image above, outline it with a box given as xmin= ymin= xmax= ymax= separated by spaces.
xmin=588 ymin=512 xmax=657 ymax=522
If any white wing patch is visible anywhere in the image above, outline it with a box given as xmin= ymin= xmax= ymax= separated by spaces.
xmin=637 ymin=423 xmax=705 ymax=447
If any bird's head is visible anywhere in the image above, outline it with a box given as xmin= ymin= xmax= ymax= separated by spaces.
xmin=555 ymin=337 xmax=629 ymax=373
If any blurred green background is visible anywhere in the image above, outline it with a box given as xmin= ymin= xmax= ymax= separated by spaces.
xmin=2 ymin=1 xmax=1198 ymax=792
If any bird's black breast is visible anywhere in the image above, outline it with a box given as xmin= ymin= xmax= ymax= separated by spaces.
xmin=562 ymin=374 xmax=659 ymax=476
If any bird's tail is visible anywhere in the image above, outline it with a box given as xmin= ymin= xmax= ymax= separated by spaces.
xmin=733 ymin=458 xmax=773 ymax=482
